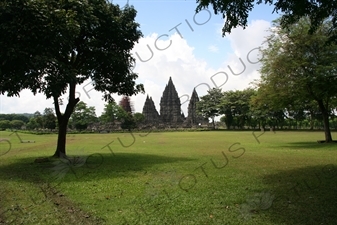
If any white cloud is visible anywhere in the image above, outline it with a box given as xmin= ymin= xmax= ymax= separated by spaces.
xmin=217 ymin=19 xmax=271 ymax=91
xmin=0 ymin=20 xmax=271 ymax=118
xmin=131 ymin=32 xmax=216 ymax=115
xmin=208 ymin=45 xmax=219 ymax=53
xmin=227 ymin=20 xmax=271 ymax=57
xmin=0 ymin=90 xmax=54 ymax=114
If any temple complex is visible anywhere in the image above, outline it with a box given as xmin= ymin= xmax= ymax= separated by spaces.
xmin=140 ymin=77 xmax=206 ymax=127
xmin=89 ymin=77 xmax=207 ymax=131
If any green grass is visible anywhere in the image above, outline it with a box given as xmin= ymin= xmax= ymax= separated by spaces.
xmin=0 ymin=130 xmax=336 ymax=224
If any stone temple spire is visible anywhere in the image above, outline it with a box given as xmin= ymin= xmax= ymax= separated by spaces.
xmin=160 ymin=77 xmax=183 ymax=124
xmin=142 ymin=95 xmax=160 ymax=123
xmin=186 ymin=88 xmax=203 ymax=126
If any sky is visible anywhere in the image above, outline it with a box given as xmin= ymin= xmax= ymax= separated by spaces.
xmin=0 ymin=0 xmax=281 ymax=117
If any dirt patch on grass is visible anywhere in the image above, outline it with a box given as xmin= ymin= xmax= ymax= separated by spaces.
xmin=37 ymin=182 xmax=105 ymax=225
xmin=0 ymin=179 xmax=105 ymax=225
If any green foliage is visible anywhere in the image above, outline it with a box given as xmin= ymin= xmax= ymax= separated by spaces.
xmin=220 ymin=88 xmax=256 ymax=129
xmin=250 ymin=89 xmax=287 ymax=130
xmin=100 ymin=101 xmax=122 ymax=123
xmin=24 ymin=109 xmax=56 ymax=130
xmin=197 ymin=88 xmax=223 ymax=129
xmin=0 ymin=114 xmax=29 ymax=123
xmin=0 ymin=0 xmax=144 ymax=99
xmin=133 ymin=112 xmax=145 ymax=125
xmin=12 ymin=114 xmax=29 ymax=123
xmin=196 ymin=0 xmax=337 ymax=40
xmin=257 ymin=17 xmax=337 ymax=140
xmin=26 ymin=117 xmax=39 ymax=130
xmin=0 ymin=120 xmax=11 ymax=130
xmin=0 ymin=0 xmax=144 ymax=156
xmin=43 ymin=108 xmax=57 ymax=130
xmin=33 ymin=111 xmax=44 ymax=129
xmin=101 ymin=103 xmax=143 ymax=130
xmin=10 ymin=120 xmax=25 ymax=129
xmin=70 ymin=101 xmax=97 ymax=130
xmin=120 ymin=112 xmax=136 ymax=131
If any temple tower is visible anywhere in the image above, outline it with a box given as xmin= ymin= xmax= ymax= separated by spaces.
xmin=142 ymin=95 xmax=160 ymax=123
xmin=159 ymin=77 xmax=183 ymax=124
xmin=185 ymin=88 xmax=206 ymax=126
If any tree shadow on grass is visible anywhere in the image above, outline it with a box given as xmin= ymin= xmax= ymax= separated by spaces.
xmin=278 ymin=141 xmax=337 ymax=150
xmin=246 ymin=165 xmax=337 ymax=225
xmin=0 ymin=153 xmax=195 ymax=185
xmin=0 ymin=153 xmax=184 ymax=225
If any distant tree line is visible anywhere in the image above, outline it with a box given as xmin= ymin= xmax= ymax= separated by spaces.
xmin=197 ymin=17 xmax=337 ymax=143
xmin=0 ymin=96 xmax=145 ymax=132
xmin=3 ymin=88 xmax=336 ymax=133
xmin=0 ymin=113 xmax=30 ymax=122
xmin=0 ymin=108 xmax=57 ymax=130
xmin=197 ymin=88 xmax=337 ymax=131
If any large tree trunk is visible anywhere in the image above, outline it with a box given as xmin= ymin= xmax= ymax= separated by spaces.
xmin=53 ymin=115 xmax=70 ymax=158
xmin=52 ymin=83 xmax=80 ymax=158
xmin=317 ymin=99 xmax=333 ymax=143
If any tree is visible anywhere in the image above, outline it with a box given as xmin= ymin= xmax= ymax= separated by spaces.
xmin=0 ymin=1 xmax=144 ymax=157
xmin=0 ymin=120 xmax=11 ymax=130
xmin=43 ymin=108 xmax=57 ymax=130
xmin=133 ymin=112 xmax=145 ymax=126
xmin=196 ymin=0 xmax=337 ymax=40
xmin=258 ymin=17 xmax=337 ymax=142
xmin=33 ymin=111 xmax=44 ymax=129
xmin=11 ymin=114 xmax=29 ymax=123
xmin=26 ymin=111 xmax=44 ymax=130
xmin=250 ymin=83 xmax=287 ymax=130
xmin=0 ymin=114 xmax=29 ymax=123
xmin=26 ymin=117 xmax=39 ymax=130
xmin=196 ymin=88 xmax=224 ymax=129
xmin=120 ymin=111 xmax=136 ymax=131
xmin=10 ymin=120 xmax=25 ymax=129
xmin=70 ymin=101 xmax=97 ymax=130
xmin=100 ymin=101 xmax=136 ymax=130
xmin=284 ymin=99 xmax=319 ymax=129
xmin=100 ymin=101 xmax=122 ymax=123
xmin=0 ymin=114 xmax=11 ymax=121
xmin=220 ymin=89 xmax=256 ymax=129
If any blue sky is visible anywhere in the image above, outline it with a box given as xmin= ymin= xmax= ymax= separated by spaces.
xmin=131 ymin=0 xmax=278 ymax=68
xmin=0 ymin=1 xmax=281 ymax=116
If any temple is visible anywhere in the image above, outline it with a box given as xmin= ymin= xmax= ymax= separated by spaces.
xmin=141 ymin=77 xmax=205 ymax=127
xmin=159 ymin=77 xmax=183 ymax=125
xmin=142 ymin=95 xmax=160 ymax=124
xmin=185 ymin=88 xmax=205 ymax=127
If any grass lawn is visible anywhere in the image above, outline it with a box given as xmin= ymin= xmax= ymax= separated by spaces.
xmin=0 ymin=130 xmax=336 ymax=225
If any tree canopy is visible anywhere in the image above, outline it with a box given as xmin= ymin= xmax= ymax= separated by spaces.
xmin=101 ymin=101 xmax=132 ymax=123
xmin=70 ymin=101 xmax=97 ymax=130
xmin=196 ymin=88 xmax=223 ymax=129
xmin=256 ymin=17 xmax=337 ymax=142
xmin=220 ymin=89 xmax=256 ymax=129
xmin=0 ymin=0 xmax=144 ymax=157
xmin=196 ymin=0 xmax=337 ymax=39
xmin=43 ymin=108 xmax=57 ymax=130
